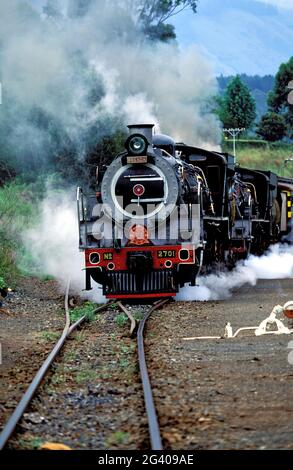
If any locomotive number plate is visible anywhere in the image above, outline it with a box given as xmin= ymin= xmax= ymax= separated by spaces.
xmin=157 ymin=250 xmax=176 ymax=259
xmin=103 ymin=252 xmax=113 ymax=261
xmin=127 ymin=156 xmax=148 ymax=164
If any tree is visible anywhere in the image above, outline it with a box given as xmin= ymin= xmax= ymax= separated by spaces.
xmin=66 ymin=1 xmax=198 ymax=41
xmin=138 ymin=0 xmax=198 ymax=24
xmin=268 ymin=57 xmax=293 ymax=111
xmin=268 ymin=57 xmax=293 ymax=138
xmin=137 ymin=0 xmax=198 ymax=41
xmin=256 ymin=112 xmax=287 ymax=142
xmin=217 ymin=75 xmax=256 ymax=130
xmin=142 ymin=22 xmax=176 ymax=42
xmin=217 ymin=74 xmax=274 ymax=120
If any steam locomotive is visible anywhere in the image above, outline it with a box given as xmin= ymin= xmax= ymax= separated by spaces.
xmin=77 ymin=124 xmax=292 ymax=301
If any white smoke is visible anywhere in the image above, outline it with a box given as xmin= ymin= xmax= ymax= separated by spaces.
xmin=24 ymin=192 xmax=106 ymax=303
xmin=122 ymin=94 xmax=160 ymax=130
xmin=0 ymin=0 xmax=220 ymax=171
xmin=176 ymin=244 xmax=293 ymax=301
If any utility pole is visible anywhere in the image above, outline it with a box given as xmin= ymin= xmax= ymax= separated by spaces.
xmin=223 ymin=127 xmax=246 ymax=159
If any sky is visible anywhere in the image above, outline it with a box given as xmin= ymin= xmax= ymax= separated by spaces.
xmin=28 ymin=0 xmax=293 ymax=76
xmin=171 ymin=0 xmax=293 ymax=75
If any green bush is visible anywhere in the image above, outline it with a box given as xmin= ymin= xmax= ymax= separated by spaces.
xmin=256 ymin=112 xmax=287 ymax=142
xmin=0 ymin=180 xmax=39 ymax=285
xmin=0 ymin=175 xmax=75 ymax=285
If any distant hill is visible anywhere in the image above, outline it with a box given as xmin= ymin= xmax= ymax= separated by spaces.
xmin=217 ymin=74 xmax=275 ymax=121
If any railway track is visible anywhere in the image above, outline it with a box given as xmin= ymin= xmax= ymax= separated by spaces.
xmin=0 ymin=284 xmax=171 ymax=451
xmin=0 ymin=282 xmax=112 ymax=450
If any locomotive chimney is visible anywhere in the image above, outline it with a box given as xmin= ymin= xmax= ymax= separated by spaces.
xmin=127 ymin=124 xmax=154 ymax=146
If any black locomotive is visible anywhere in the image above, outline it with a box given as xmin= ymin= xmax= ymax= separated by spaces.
xmin=77 ymin=124 xmax=292 ymax=300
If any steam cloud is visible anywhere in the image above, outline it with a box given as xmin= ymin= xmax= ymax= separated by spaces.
xmin=176 ymin=244 xmax=293 ymax=301
xmin=0 ymin=0 xmax=220 ymax=175
xmin=24 ymin=192 xmax=107 ymax=303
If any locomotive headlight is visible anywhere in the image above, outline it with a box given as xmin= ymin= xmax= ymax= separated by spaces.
xmin=125 ymin=134 xmax=148 ymax=156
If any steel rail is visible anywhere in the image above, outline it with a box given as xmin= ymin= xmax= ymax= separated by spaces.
xmin=0 ymin=283 xmax=111 ymax=450
xmin=137 ymin=298 xmax=170 ymax=450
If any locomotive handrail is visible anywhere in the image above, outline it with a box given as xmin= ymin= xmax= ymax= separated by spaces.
xmin=77 ymin=187 xmax=88 ymax=248
xmin=76 ymin=187 xmax=84 ymax=247
xmin=76 ymin=187 xmax=83 ymax=222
